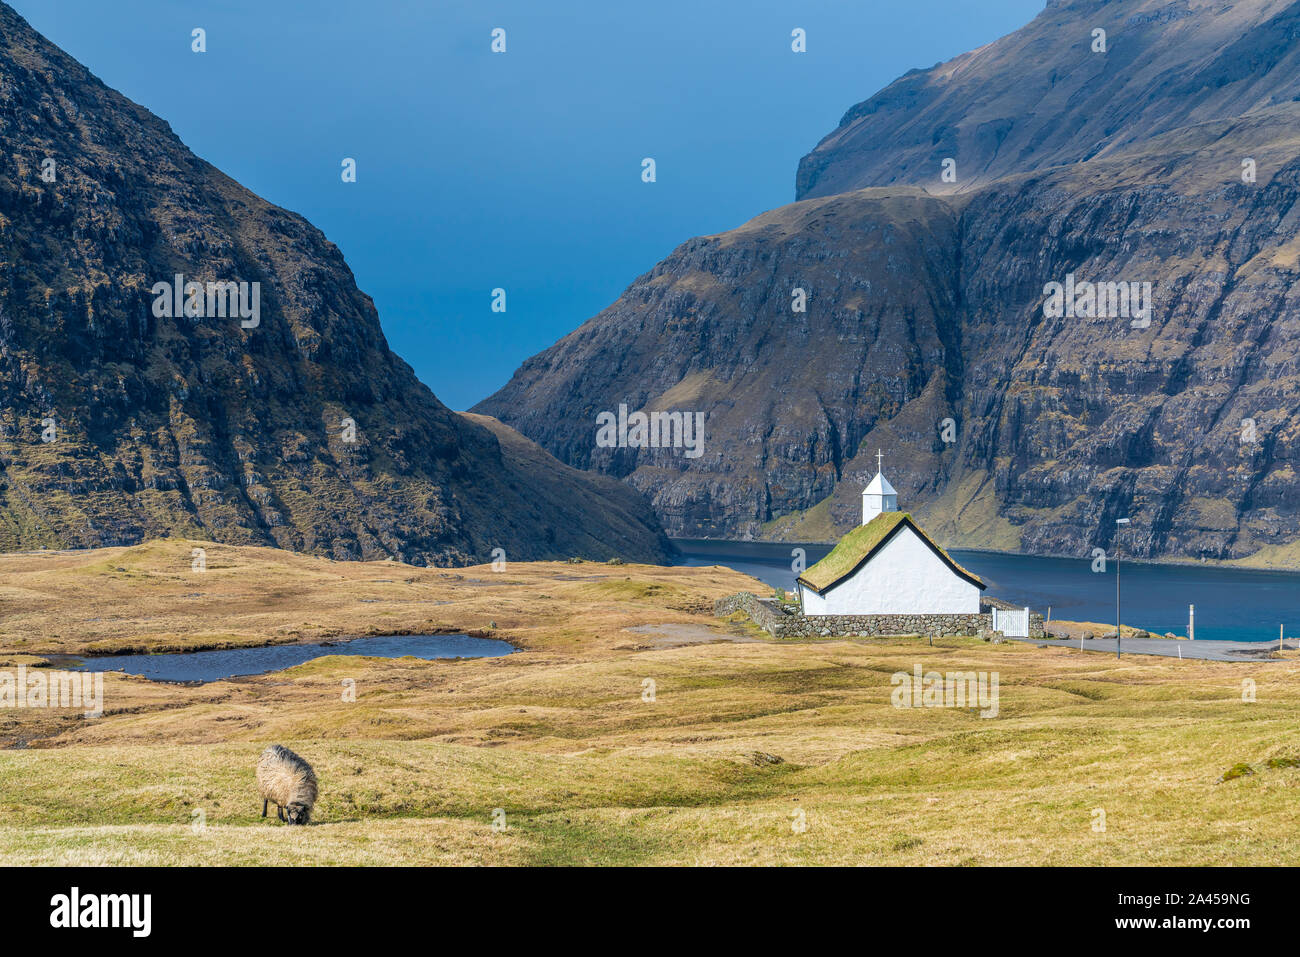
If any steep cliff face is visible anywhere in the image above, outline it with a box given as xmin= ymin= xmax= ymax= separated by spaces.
xmin=478 ymin=0 xmax=1300 ymax=563
xmin=942 ymin=138 xmax=1300 ymax=561
xmin=479 ymin=192 xmax=962 ymax=537
xmin=0 ymin=3 xmax=672 ymax=564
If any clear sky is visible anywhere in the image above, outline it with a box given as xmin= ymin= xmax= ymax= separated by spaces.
xmin=11 ymin=0 xmax=1044 ymax=410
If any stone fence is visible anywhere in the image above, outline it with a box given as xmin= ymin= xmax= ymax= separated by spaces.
xmin=714 ymin=592 xmax=1045 ymax=640
xmin=714 ymin=592 xmax=791 ymax=633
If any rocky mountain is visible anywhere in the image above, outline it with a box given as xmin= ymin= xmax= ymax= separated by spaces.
xmin=477 ymin=0 xmax=1300 ymax=565
xmin=0 ymin=3 xmax=672 ymax=565
xmin=797 ymin=0 xmax=1300 ymax=199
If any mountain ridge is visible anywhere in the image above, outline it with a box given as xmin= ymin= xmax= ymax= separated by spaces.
xmin=0 ymin=2 xmax=673 ymax=565
xmin=477 ymin=0 xmax=1300 ymax=564
xmin=796 ymin=0 xmax=1300 ymax=199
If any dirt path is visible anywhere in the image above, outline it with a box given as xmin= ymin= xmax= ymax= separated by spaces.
xmin=620 ymin=624 xmax=759 ymax=649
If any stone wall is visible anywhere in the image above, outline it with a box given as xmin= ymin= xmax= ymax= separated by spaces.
xmin=714 ymin=592 xmax=792 ymax=633
xmin=715 ymin=592 xmax=1045 ymax=640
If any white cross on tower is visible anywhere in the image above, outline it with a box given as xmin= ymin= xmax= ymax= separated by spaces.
xmin=862 ymin=450 xmax=898 ymax=524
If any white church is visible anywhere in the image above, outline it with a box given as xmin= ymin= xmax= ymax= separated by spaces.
xmin=795 ymin=454 xmax=986 ymax=616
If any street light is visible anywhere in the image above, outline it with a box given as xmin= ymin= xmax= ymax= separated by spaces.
xmin=1115 ymin=518 xmax=1130 ymax=660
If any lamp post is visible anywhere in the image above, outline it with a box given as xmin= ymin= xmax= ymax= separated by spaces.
xmin=1115 ymin=517 xmax=1130 ymax=659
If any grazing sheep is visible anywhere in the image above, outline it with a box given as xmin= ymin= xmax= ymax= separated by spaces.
xmin=257 ymin=745 xmax=318 ymax=825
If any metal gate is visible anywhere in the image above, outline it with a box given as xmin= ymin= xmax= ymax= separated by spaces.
xmin=992 ymin=607 xmax=1030 ymax=638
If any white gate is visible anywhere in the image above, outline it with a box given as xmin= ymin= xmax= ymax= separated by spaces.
xmin=993 ymin=607 xmax=1030 ymax=638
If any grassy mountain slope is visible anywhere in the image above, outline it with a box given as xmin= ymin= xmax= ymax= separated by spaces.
xmin=0 ymin=3 xmax=672 ymax=565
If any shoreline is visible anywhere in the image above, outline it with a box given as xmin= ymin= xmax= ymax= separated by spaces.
xmin=37 ymin=633 xmax=517 ymax=685
xmin=671 ymin=537 xmax=1300 ymax=577
xmin=13 ymin=625 xmax=506 ymax=662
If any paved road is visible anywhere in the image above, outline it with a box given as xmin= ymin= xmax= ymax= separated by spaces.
xmin=1011 ymin=636 xmax=1297 ymax=662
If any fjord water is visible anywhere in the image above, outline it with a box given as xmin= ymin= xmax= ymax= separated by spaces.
xmin=674 ymin=540 xmax=1300 ymax=642
xmin=61 ymin=634 xmax=514 ymax=683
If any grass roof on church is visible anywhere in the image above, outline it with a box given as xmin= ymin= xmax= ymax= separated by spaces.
xmin=796 ymin=512 xmax=986 ymax=594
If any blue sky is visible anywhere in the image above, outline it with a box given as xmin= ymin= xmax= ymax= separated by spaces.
xmin=12 ymin=0 xmax=1044 ymax=410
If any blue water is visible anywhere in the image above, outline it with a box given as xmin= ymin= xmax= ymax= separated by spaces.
xmin=58 ymin=634 xmax=514 ymax=684
xmin=673 ymin=539 xmax=1300 ymax=642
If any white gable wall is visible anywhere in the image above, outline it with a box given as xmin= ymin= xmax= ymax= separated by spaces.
xmin=800 ymin=525 xmax=981 ymax=615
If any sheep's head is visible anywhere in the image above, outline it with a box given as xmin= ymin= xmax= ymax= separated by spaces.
xmin=286 ymin=803 xmax=311 ymax=825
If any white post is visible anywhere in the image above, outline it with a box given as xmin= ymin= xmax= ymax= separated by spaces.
xmin=1281 ymin=624 xmax=1284 ymax=651
xmin=1189 ymin=604 xmax=1195 ymax=641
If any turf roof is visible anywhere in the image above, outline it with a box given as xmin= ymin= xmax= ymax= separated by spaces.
xmin=796 ymin=512 xmax=986 ymax=594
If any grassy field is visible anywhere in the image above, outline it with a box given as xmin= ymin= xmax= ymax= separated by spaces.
xmin=0 ymin=539 xmax=1297 ymax=865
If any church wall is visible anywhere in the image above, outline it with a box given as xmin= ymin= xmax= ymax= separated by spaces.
xmin=802 ymin=526 xmax=981 ymax=615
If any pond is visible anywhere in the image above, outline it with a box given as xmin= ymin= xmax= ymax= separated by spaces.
xmin=56 ymin=633 xmax=514 ymax=684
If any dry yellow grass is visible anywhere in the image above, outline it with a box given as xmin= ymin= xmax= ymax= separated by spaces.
xmin=0 ymin=537 xmax=744 ymax=658
xmin=0 ymin=539 xmax=1297 ymax=865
